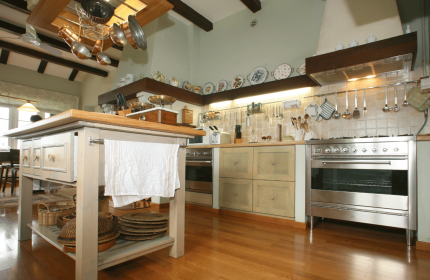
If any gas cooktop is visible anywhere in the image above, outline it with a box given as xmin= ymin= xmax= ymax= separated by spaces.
xmin=309 ymin=134 xmax=414 ymax=141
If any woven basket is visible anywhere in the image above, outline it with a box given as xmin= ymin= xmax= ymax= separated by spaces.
xmin=38 ymin=200 xmax=75 ymax=226
xmin=73 ymin=194 xmax=110 ymax=213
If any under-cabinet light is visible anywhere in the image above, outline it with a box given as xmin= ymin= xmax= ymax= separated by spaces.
xmin=210 ymin=101 xmax=232 ymax=107
xmin=366 ymin=75 xmax=376 ymax=79
xmin=348 ymin=78 xmax=358 ymax=82
xmin=234 ymin=87 xmax=311 ymax=104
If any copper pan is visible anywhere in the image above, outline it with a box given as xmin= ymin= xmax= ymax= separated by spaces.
xmin=58 ymin=26 xmax=81 ymax=47
xmin=121 ymin=15 xmax=147 ymax=51
xmin=92 ymin=39 xmax=111 ymax=66
xmin=109 ymin=23 xmax=128 ymax=47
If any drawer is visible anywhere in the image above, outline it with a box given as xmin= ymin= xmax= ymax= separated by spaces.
xmin=219 ymin=178 xmax=252 ymax=211
xmin=41 ymin=132 xmax=75 ymax=182
xmin=32 ymin=138 xmax=41 ymax=176
xmin=21 ymin=140 xmax=32 ymax=172
xmin=220 ymin=148 xmax=253 ymax=179
xmin=253 ymin=146 xmax=295 ymax=181
xmin=253 ymin=180 xmax=294 ymax=217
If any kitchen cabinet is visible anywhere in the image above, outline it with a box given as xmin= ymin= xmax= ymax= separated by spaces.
xmin=219 ymin=178 xmax=253 ymax=211
xmin=253 ymin=146 xmax=295 ymax=181
xmin=21 ymin=140 xmax=32 ymax=173
xmin=253 ymin=180 xmax=294 ymax=217
xmin=220 ymin=148 xmax=253 ymax=179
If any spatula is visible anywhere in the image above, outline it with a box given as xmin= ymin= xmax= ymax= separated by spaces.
xmin=353 ymin=89 xmax=360 ymax=119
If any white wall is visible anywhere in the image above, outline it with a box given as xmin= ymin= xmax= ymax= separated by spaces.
xmin=80 ymin=69 xmax=117 ymax=111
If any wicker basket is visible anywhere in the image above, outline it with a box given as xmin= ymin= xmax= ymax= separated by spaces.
xmin=73 ymin=194 xmax=110 ymax=213
xmin=38 ymin=200 xmax=75 ymax=226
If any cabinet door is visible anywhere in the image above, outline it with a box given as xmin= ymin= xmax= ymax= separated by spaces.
xmin=219 ymin=178 xmax=252 ymax=211
xmin=253 ymin=146 xmax=295 ymax=181
xmin=253 ymin=180 xmax=294 ymax=217
xmin=220 ymin=148 xmax=253 ymax=179
xmin=21 ymin=140 xmax=32 ymax=174
xmin=32 ymin=138 xmax=42 ymax=176
xmin=41 ymin=132 xmax=75 ymax=182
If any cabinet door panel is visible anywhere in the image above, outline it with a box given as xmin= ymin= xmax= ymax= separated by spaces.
xmin=253 ymin=180 xmax=294 ymax=217
xmin=220 ymin=148 xmax=253 ymax=179
xmin=219 ymin=178 xmax=252 ymax=211
xmin=253 ymin=146 xmax=295 ymax=181
xmin=41 ymin=132 xmax=75 ymax=182
xmin=21 ymin=140 xmax=32 ymax=174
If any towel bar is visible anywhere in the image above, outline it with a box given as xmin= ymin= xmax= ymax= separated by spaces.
xmin=88 ymin=136 xmax=188 ymax=148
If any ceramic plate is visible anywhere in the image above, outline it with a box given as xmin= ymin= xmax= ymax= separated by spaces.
xmin=193 ymin=85 xmax=202 ymax=94
xmin=182 ymin=81 xmax=191 ymax=91
xmin=231 ymin=75 xmax=245 ymax=89
xmin=248 ymin=66 xmax=268 ymax=85
xmin=305 ymin=101 xmax=322 ymax=119
xmin=272 ymin=63 xmax=292 ymax=80
xmin=297 ymin=63 xmax=306 ymax=75
xmin=203 ymin=82 xmax=215 ymax=95
xmin=216 ymin=80 xmax=228 ymax=92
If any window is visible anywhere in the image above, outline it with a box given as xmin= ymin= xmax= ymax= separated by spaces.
xmin=0 ymin=107 xmax=10 ymax=148
xmin=18 ymin=111 xmax=38 ymax=128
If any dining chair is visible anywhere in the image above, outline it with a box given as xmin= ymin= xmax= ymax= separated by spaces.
xmin=1 ymin=149 xmax=20 ymax=193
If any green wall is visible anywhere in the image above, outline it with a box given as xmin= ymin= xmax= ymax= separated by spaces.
xmin=0 ymin=63 xmax=81 ymax=98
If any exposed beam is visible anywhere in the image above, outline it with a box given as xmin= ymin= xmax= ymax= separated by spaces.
xmin=0 ymin=20 xmax=120 ymax=67
xmin=69 ymin=69 xmax=79 ymax=81
xmin=0 ymin=49 xmax=10 ymax=64
xmin=0 ymin=40 xmax=108 ymax=77
xmin=37 ymin=60 xmax=48 ymax=73
xmin=0 ymin=0 xmax=30 ymax=14
xmin=166 ymin=0 xmax=213 ymax=32
xmin=240 ymin=0 xmax=261 ymax=13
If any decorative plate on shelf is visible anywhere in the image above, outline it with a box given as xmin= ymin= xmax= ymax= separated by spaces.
xmin=193 ymin=85 xmax=202 ymax=94
xmin=203 ymin=82 xmax=215 ymax=95
xmin=271 ymin=63 xmax=292 ymax=80
xmin=297 ymin=63 xmax=306 ymax=75
xmin=231 ymin=75 xmax=245 ymax=89
xmin=248 ymin=66 xmax=268 ymax=85
xmin=216 ymin=80 xmax=228 ymax=92
xmin=182 ymin=81 xmax=191 ymax=91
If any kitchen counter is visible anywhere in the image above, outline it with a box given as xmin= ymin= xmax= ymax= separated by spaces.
xmin=3 ymin=109 xmax=206 ymax=138
xmin=417 ymin=134 xmax=430 ymax=141
xmin=187 ymin=141 xmax=305 ymax=149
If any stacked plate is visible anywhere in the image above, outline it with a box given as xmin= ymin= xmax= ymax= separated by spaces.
xmin=116 ymin=213 xmax=169 ymax=241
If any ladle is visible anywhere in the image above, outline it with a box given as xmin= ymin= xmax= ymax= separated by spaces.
xmin=402 ymin=82 xmax=409 ymax=107
xmin=393 ymin=85 xmax=400 ymax=112
xmin=363 ymin=89 xmax=368 ymax=116
xmin=332 ymin=91 xmax=341 ymax=119
xmin=382 ymin=85 xmax=392 ymax=112
xmin=342 ymin=90 xmax=352 ymax=119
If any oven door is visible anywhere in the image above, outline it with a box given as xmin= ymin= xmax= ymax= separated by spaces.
xmin=310 ymin=157 xmax=409 ymax=210
xmin=185 ymin=159 xmax=213 ymax=194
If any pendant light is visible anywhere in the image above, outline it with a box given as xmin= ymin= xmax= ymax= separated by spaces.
xmin=17 ymin=102 xmax=39 ymax=112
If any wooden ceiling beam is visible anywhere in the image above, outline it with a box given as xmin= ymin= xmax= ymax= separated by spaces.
xmin=0 ymin=49 xmax=10 ymax=64
xmin=0 ymin=20 xmax=119 ymax=67
xmin=0 ymin=0 xmax=30 ymax=14
xmin=69 ymin=69 xmax=79 ymax=81
xmin=166 ymin=0 xmax=213 ymax=32
xmin=240 ymin=0 xmax=261 ymax=13
xmin=26 ymin=0 xmax=70 ymax=31
xmin=0 ymin=40 xmax=108 ymax=77
xmin=37 ymin=60 xmax=48 ymax=73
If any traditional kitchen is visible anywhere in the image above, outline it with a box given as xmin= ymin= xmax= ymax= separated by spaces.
xmin=0 ymin=0 xmax=430 ymax=279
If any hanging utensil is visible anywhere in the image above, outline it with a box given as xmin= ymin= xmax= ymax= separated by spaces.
xmin=382 ymin=85 xmax=391 ymax=112
xmin=109 ymin=23 xmax=128 ymax=47
xmin=92 ymin=39 xmax=111 ymax=65
xmin=298 ymin=116 xmax=302 ymax=129
xmin=122 ymin=15 xmax=147 ymax=51
xmin=402 ymin=82 xmax=409 ymax=107
xmin=279 ymin=105 xmax=283 ymax=119
xmin=332 ymin=91 xmax=341 ymax=119
xmin=363 ymin=89 xmax=368 ymax=116
xmin=342 ymin=90 xmax=352 ymax=119
xmin=393 ymin=85 xmax=400 ymax=112
xmin=353 ymin=89 xmax=360 ymax=119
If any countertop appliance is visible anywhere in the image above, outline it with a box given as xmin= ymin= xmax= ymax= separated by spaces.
xmin=305 ymin=135 xmax=416 ymax=245
xmin=188 ymin=126 xmax=230 ymax=146
xmin=185 ymin=148 xmax=213 ymax=206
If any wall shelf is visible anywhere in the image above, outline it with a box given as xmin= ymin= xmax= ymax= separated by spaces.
xmin=98 ymin=76 xmax=318 ymax=107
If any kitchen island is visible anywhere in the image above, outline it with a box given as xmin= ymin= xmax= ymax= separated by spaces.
xmin=3 ymin=109 xmax=205 ymax=280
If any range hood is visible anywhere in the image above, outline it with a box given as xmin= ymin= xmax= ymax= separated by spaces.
xmin=306 ymin=32 xmax=417 ymax=86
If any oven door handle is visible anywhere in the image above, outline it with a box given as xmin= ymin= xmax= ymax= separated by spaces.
xmin=322 ymin=160 xmax=391 ymax=165
xmin=186 ymin=160 xmax=213 ymax=166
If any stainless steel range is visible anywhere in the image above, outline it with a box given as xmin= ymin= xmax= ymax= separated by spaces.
xmin=305 ymin=136 xmax=416 ymax=245
xmin=185 ymin=148 xmax=213 ymax=206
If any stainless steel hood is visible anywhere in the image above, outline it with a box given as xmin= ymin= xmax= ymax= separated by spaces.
xmin=306 ymin=32 xmax=417 ymax=86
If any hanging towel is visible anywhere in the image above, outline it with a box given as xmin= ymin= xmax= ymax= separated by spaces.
xmin=104 ymin=140 xmax=180 ymax=207
xmin=282 ymin=99 xmax=301 ymax=110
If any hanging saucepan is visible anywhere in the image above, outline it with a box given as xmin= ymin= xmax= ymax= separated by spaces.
xmin=109 ymin=23 xmax=128 ymax=47
xmin=71 ymin=25 xmax=92 ymax=60
xmin=80 ymin=0 xmax=115 ymax=25
xmin=92 ymin=39 xmax=111 ymax=66
xmin=58 ymin=26 xmax=82 ymax=47
xmin=122 ymin=15 xmax=147 ymax=51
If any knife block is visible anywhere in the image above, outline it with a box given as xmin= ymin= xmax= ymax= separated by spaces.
xmin=234 ymin=133 xmax=242 ymax=144
xmin=117 ymin=108 xmax=132 ymax=117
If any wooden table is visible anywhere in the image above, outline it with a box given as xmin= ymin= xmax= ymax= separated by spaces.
xmin=3 ymin=110 xmax=205 ymax=280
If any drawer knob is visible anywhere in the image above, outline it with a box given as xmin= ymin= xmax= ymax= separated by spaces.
xmin=22 ymin=155 xmax=28 ymax=161
xmin=48 ymin=154 xmax=55 ymax=161
xmin=270 ymin=162 xmax=275 ymax=165
xmin=233 ymin=192 xmax=237 ymax=196
xmin=33 ymin=155 xmax=39 ymax=161
xmin=139 ymin=115 xmax=146 ymax=121
xmin=233 ymin=161 xmax=237 ymax=165
xmin=270 ymin=197 xmax=274 ymax=200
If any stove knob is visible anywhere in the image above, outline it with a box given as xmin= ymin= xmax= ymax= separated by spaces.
xmin=352 ymin=148 xmax=358 ymax=153
xmin=343 ymin=148 xmax=349 ymax=153
xmin=203 ymin=152 xmax=209 ymax=155
xmin=325 ymin=148 xmax=331 ymax=154
xmin=394 ymin=147 xmax=399 ymax=152
xmin=333 ymin=148 xmax=340 ymax=153
xmin=383 ymin=148 xmax=388 ymax=152
xmin=372 ymin=148 xmax=378 ymax=152
xmin=194 ymin=151 xmax=200 ymax=156
xmin=362 ymin=148 xmax=367 ymax=153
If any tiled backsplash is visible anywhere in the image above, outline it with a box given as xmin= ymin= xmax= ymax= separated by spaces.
xmin=201 ymin=70 xmax=428 ymax=143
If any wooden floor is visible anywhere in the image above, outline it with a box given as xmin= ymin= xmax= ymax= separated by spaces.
xmin=1 ymin=187 xmax=430 ymax=280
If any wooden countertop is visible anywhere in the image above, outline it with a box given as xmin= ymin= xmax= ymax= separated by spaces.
xmin=3 ymin=109 xmax=206 ymax=138
xmin=188 ymin=141 xmax=305 ymax=149
xmin=417 ymin=134 xmax=430 ymax=141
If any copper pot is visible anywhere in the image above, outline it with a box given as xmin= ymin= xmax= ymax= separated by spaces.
xmin=58 ymin=26 xmax=81 ymax=47
xmin=92 ymin=39 xmax=111 ymax=66
xmin=121 ymin=15 xmax=147 ymax=51
xmin=109 ymin=23 xmax=127 ymax=47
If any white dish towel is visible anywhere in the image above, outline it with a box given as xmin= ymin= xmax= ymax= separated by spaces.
xmin=104 ymin=140 xmax=180 ymax=207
